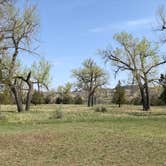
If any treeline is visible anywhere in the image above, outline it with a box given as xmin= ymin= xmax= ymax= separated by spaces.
xmin=1 ymin=82 xmax=165 ymax=107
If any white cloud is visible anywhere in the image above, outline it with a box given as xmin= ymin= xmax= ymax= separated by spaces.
xmin=89 ymin=18 xmax=153 ymax=33
xmin=126 ymin=18 xmax=152 ymax=26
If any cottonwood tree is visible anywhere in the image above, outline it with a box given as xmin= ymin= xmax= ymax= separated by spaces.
xmin=31 ymin=58 xmax=51 ymax=93
xmin=1 ymin=56 xmax=34 ymax=111
xmin=112 ymin=81 xmax=125 ymax=107
xmin=100 ymin=32 xmax=166 ymax=111
xmin=72 ymin=58 xmax=108 ymax=107
xmin=0 ymin=1 xmax=39 ymax=112
xmin=16 ymin=70 xmax=33 ymax=111
xmin=17 ymin=58 xmax=51 ymax=111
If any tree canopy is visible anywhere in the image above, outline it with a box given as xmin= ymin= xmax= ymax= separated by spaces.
xmin=72 ymin=58 xmax=108 ymax=107
xmin=100 ymin=32 xmax=166 ymax=110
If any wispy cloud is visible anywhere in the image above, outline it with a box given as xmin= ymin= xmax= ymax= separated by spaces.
xmin=126 ymin=18 xmax=152 ymax=27
xmin=89 ymin=18 xmax=153 ymax=33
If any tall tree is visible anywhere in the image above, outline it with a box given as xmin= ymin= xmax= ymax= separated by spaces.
xmin=112 ymin=81 xmax=125 ymax=107
xmin=16 ymin=70 xmax=33 ymax=111
xmin=72 ymin=58 xmax=108 ymax=107
xmin=0 ymin=1 xmax=39 ymax=112
xmin=17 ymin=58 xmax=51 ymax=111
xmin=100 ymin=32 xmax=166 ymax=111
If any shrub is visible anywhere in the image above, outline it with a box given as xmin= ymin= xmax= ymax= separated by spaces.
xmin=50 ymin=107 xmax=63 ymax=119
xmin=31 ymin=91 xmax=44 ymax=105
xmin=94 ymin=105 xmax=107 ymax=113
xmin=56 ymin=97 xmax=62 ymax=104
xmin=74 ymin=96 xmax=83 ymax=104
xmin=112 ymin=81 xmax=126 ymax=107
xmin=0 ymin=89 xmax=13 ymax=104
xmin=62 ymin=95 xmax=73 ymax=104
xmin=150 ymin=95 xmax=164 ymax=106
xmin=44 ymin=95 xmax=52 ymax=104
xmin=131 ymin=97 xmax=141 ymax=105
xmin=160 ymin=86 xmax=166 ymax=104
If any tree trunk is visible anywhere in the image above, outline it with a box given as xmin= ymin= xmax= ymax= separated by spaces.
xmin=10 ymin=85 xmax=24 ymax=112
xmin=144 ymin=83 xmax=150 ymax=110
xmin=37 ymin=82 xmax=40 ymax=93
xmin=94 ymin=96 xmax=96 ymax=105
xmin=139 ymin=85 xmax=148 ymax=111
xmin=87 ymin=94 xmax=91 ymax=107
xmin=25 ymin=82 xmax=33 ymax=111
xmin=91 ymin=95 xmax=94 ymax=107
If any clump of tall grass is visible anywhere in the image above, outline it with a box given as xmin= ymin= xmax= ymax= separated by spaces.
xmin=0 ymin=113 xmax=7 ymax=121
xmin=50 ymin=106 xmax=64 ymax=119
xmin=94 ymin=105 xmax=108 ymax=113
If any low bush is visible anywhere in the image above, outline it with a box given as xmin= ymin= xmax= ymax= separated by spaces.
xmin=150 ymin=95 xmax=165 ymax=106
xmin=74 ymin=96 xmax=83 ymax=104
xmin=63 ymin=95 xmax=73 ymax=104
xmin=0 ymin=89 xmax=13 ymax=105
xmin=131 ymin=97 xmax=141 ymax=105
xmin=55 ymin=96 xmax=73 ymax=104
xmin=31 ymin=91 xmax=45 ymax=105
xmin=55 ymin=97 xmax=63 ymax=104
xmin=94 ymin=105 xmax=107 ymax=113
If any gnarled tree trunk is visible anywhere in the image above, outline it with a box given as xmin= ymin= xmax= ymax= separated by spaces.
xmin=10 ymin=85 xmax=23 ymax=112
xmin=144 ymin=82 xmax=150 ymax=110
xmin=25 ymin=81 xmax=33 ymax=111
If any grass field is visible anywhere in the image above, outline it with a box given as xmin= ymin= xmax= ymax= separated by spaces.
xmin=0 ymin=104 xmax=166 ymax=166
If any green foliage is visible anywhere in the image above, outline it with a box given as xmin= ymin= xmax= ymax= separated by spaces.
xmin=72 ymin=58 xmax=108 ymax=107
xmin=159 ymin=74 xmax=166 ymax=104
xmin=101 ymin=32 xmax=166 ymax=111
xmin=74 ymin=95 xmax=83 ymax=104
xmin=94 ymin=105 xmax=107 ymax=113
xmin=55 ymin=96 xmax=73 ymax=104
xmin=44 ymin=95 xmax=52 ymax=104
xmin=31 ymin=91 xmax=44 ymax=105
xmin=0 ymin=88 xmax=13 ymax=104
xmin=160 ymin=86 xmax=166 ymax=104
xmin=62 ymin=95 xmax=73 ymax=104
xmin=72 ymin=59 xmax=108 ymax=92
xmin=32 ymin=58 xmax=51 ymax=91
xmin=150 ymin=95 xmax=164 ymax=106
xmin=112 ymin=81 xmax=125 ymax=107
xmin=131 ymin=97 xmax=142 ymax=105
xmin=56 ymin=97 xmax=63 ymax=104
xmin=56 ymin=82 xmax=73 ymax=104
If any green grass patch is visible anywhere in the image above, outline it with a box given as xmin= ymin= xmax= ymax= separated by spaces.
xmin=0 ymin=104 xmax=166 ymax=165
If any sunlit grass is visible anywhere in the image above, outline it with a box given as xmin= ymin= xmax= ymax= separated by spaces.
xmin=0 ymin=104 xmax=166 ymax=165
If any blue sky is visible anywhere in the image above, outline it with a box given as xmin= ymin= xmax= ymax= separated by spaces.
xmin=21 ymin=0 xmax=166 ymax=89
